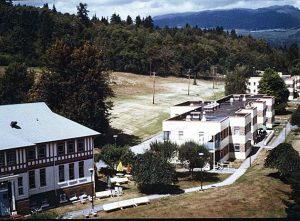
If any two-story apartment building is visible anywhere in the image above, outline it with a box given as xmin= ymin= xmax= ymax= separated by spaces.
xmin=0 ymin=103 xmax=100 ymax=217
xmin=247 ymin=72 xmax=300 ymax=101
xmin=163 ymin=94 xmax=275 ymax=164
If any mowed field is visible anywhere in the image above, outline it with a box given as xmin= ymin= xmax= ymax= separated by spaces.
xmin=109 ymin=72 xmax=224 ymax=139
xmin=95 ymin=149 xmax=291 ymax=218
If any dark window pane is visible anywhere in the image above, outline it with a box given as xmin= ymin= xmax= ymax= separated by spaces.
xmin=40 ymin=168 xmax=46 ymax=187
xmin=69 ymin=163 xmax=74 ymax=180
xmin=38 ymin=145 xmax=46 ymax=159
xmin=27 ymin=147 xmax=36 ymax=161
xmin=29 ymin=171 xmax=35 ymax=189
xmin=7 ymin=151 xmax=16 ymax=165
xmin=59 ymin=165 xmax=65 ymax=182
xmin=0 ymin=152 xmax=5 ymax=166
xmin=57 ymin=143 xmax=65 ymax=156
xmin=67 ymin=141 xmax=75 ymax=154
xmin=77 ymin=139 xmax=85 ymax=153
xmin=79 ymin=161 xmax=84 ymax=178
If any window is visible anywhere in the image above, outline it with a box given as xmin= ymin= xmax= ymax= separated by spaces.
xmin=0 ymin=152 xmax=5 ymax=166
xmin=253 ymin=82 xmax=256 ymax=86
xmin=69 ymin=163 xmax=75 ymax=180
xmin=77 ymin=139 xmax=85 ymax=153
xmin=67 ymin=141 xmax=75 ymax=154
xmin=38 ymin=145 xmax=46 ymax=159
xmin=26 ymin=147 xmax=36 ymax=161
xmin=40 ymin=168 xmax=46 ymax=187
xmin=234 ymin=144 xmax=240 ymax=152
xmin=178 ymin=131 xmax=184 ymax=140
xmin=59 ymin=165 xmax=65 ymax=182
xmin=59 ymin=193 xmax=67 ymax=203
xmin=6 ymin=151 xmax=16 ymax=165
xmin=57 ymin=142 xmax=65 ymax=156
xmin=163 ymin=131 xmax=170 ymax=141
xmin=234 ymin=127 xmax=240 ymax=135
xmin=253 ymin=89 xmax=256 ymax=93
xmin=29 ymin=170 xmax=35 ymax=189
xmin=79 ymin=161 xmax=84 ymax=178
xmin=18 ymin=177 xmax=24 ymax=196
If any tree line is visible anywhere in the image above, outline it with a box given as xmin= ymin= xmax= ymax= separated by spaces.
xmin=0 ymin=1 xmax=298 ymax=77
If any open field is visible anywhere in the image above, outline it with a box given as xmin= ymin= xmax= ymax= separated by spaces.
xmin=109 ymin=72 xmax=224 ymax=139
xmin=94 ymin=149 xmax=292 ymax=218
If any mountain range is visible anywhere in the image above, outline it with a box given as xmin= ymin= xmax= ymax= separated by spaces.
xmin=153 ymin=5 xmax=300 ymax=31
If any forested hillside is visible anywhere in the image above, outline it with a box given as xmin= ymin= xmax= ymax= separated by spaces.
xmin=0 ymin=1 xmax=295 ymax=76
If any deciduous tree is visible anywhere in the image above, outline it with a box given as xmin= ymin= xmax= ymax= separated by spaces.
xmin=259 ymin=68 xmax=289 ymax=114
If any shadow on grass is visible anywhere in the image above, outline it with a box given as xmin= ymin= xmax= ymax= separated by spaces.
xmin=177 ymin=171 xmax=222 ymax=183
xmin=139 ymin=184 xmax=184 ymax=195
xmin=96 ymin=127 xmax=141 ymax=147
xmin=267 ymin=172 xmax=290 ymax=184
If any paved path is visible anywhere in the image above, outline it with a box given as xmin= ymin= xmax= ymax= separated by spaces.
xmin=63 ymin=124 xmax=291 ymax=219
xmin=130 ymin=132 xmax=164 ymax=154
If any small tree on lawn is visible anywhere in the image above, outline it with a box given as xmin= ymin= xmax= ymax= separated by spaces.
xmin=133 ymin=151 xmax=177 ymax=193
xmin=265 ymin=143 xmax=300 ymax=176
xmin=98 ymin=144 xmax=135 ymax=170
xmin=178 ymin=141 xmax=210 ymax=175
xmin=291 ymin=105 xmax=300 ymax=127
xmin=149 ymin=141 xmax=178 ymax=160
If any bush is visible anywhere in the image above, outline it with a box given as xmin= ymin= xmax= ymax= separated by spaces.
xmin=291 ymin=105 xmax=300 ymax=127
xmin=133 ymin=151 xmax=177 ymax=194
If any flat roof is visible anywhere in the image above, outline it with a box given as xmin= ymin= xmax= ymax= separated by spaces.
xmin=167 ymin=94 xmax=270 ymax=122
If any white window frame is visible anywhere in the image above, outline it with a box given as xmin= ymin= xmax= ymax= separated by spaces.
xmin=234 ymin=144 xmax=240 ymax=152
xmin=178 ymin=131 xmax=184 ymax=140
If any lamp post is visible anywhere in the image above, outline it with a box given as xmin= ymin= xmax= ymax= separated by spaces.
xmin=113 ymin=135 xmax=118 ymax=148
xmin=187 ymin=68 xmax=191 ymax=95
xmin=198 ymin=152 xmax=204 ymax=191
xmin=152 ymin=72 xmax=156 ymax=104
xmin=89 ymin=168 xmax=94 ymax=211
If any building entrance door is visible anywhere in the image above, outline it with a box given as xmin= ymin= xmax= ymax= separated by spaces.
xmin=0 ymin=182 xmax=10 ymax=216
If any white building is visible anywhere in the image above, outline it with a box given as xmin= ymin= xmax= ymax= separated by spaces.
xmin=0 ymin=103 xmax=99 ymax=217
xmin=247 ymin=72 xmax=300 ymax=101
xmin=163 ymin=94 xmax=275 ymax=163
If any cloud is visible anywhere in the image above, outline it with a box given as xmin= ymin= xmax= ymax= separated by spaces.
xmin=13 ymin=0 xmax=300 ymax=19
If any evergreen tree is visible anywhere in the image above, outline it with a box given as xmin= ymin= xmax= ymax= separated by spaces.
xmin=76 ymin=3 xmax=90 ymax=26
xmin=0 ymin=62 xmax=34 ymax=104
xmin=52 ymin=4 xmax=57 ymax=13
xmin=259 ymin=68 xmax=289 ymax=113
xmin=126 ymin=15 xmax=133 ymax=25
xmin=225 ymin=65 xmax=247 ymax=95
xmin=110 ymin=13 xmax=121 ymax=25
xmin=29 ymin=40 xmax=113 ymax=133
xmin=135 ymin=15 xmax=142 ymax=27
xmin=100 ymin=16 xmax=109 ymax=25
xmin=143 ymin=16 xmax=154 ymax=29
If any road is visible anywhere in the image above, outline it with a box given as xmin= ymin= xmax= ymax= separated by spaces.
xmin=62 ymin=123 xmax=292 ymax=219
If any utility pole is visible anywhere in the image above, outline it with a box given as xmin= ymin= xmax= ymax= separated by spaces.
xmin=149 ymin=60 xmax=152 ymax=76
xmin=187 ymin=68 xmax=191 ymax=96
xmin=152 ymin=72 xmax=156 ymax=104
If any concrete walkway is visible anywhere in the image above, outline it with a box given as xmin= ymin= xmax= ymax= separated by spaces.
xmin=130 ymin=132 xmax=164 ymax=154
xmin=62 ymin=124 xmax=291 ymax=219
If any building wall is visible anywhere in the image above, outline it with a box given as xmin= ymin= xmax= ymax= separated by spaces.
xmin=170 ymin=106 xmax=200 ymax=118
xmin=247 ymin=77 xmax=261 ymax=95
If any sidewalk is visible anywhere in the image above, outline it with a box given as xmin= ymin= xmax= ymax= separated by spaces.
xmin=63 ymin=124 xmax=290 ymax=219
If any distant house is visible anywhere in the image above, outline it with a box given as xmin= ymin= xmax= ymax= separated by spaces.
xmin=163 ymin=94 xmax=275 ymax=164
xmin=0 ymin=103 xmax=99 ymax=217
xmin=247 ymin=71 xmax=300 ymax=100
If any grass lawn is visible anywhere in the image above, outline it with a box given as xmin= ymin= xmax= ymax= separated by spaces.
xmin=94 ymin=149 xmax=292 ymax=218
xmin=110 ymin=72 xmax=224 ymax=140
xmin=176 ymin=172 xmax=230 ymax=189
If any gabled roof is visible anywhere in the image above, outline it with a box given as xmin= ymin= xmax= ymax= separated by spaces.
xmin=0 ymin=102 xmax=100 ymax=150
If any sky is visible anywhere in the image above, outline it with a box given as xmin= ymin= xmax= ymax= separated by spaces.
xmin=13 ymin=0 xmax=300 ymax=19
